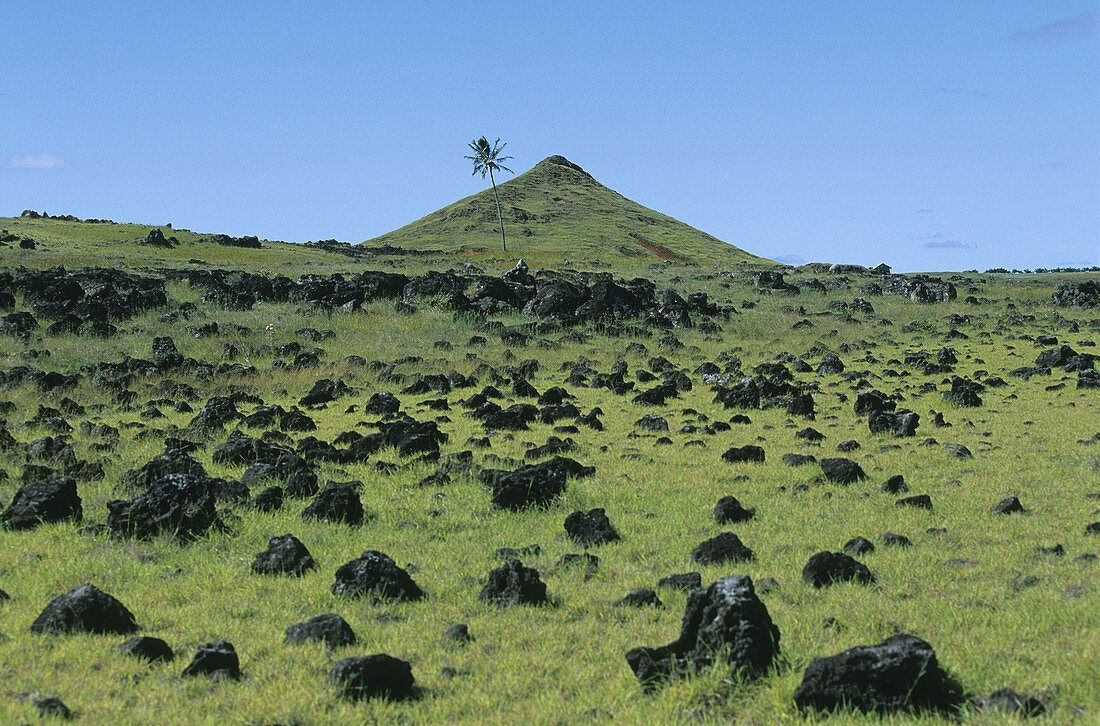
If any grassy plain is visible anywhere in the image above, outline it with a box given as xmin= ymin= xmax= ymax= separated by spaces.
xmin=0 ymin=219 xmax=1097 ymax=724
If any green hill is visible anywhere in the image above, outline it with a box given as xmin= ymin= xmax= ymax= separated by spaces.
xmin=365 ymin=155 xmax=770 ymax=265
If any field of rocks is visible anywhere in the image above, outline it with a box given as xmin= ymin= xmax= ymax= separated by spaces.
xmin=0 ymin=233 xmax=1098 ymax=723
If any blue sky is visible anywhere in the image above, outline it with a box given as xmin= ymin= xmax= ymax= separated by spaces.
xmin=3 ymin=1 xmax=1097 ymax=272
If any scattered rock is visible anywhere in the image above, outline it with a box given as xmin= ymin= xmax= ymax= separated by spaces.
xmin=713 ymin=496 xmax=755 ymax=524
xmin=1 ymin=475 xmax=81 ymax=530
xmin=793 ymin=633 xmax=960 ymax=715
xmin=181 ymin=640 xmax=241 ymax=680
xmin=478 ymin=558 xmax=548 ymax=606
xmin=819 ymin=458 xmax=867 ymax=484
xmin=329 ymin=654 xmax=417 ymax=702
xmin=802 ymin=551 xmax=875 ymax=588
xmin=118 ymin=636 xmax=174 ymax=662
xmin=331 ymin=551 xmax=425 ymax=602
xmin=31 ymin=583 xmax=138 ymax=635
xmin=284 ymin=613 xmax=356 ymax=649
xmin=691 ymin=532 xmax=755 ymax=565
xmin=614 ymin=587 xmax=663 ymax=608
xmin=972 ymin=688 xmax=1047 ymax=717
xmin=251 ymin=533 xmax=316 ymax=576
xmin=625 ymin=576 xmax=780 ymax=690
xmin=564 ymin=508 xmax=621 ymax=547
xmin=993 ymin=496 xmax=1025 ymax=515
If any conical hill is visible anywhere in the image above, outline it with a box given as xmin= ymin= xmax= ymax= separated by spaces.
xmin=364 ymin=155 xmax=769 ymax=264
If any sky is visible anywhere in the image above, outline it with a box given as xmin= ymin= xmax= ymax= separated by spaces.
xmin=3 ymin=1 xmax=1098 ymax=272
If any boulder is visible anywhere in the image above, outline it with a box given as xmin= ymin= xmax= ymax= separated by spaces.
xmin=712 ymin=496 xmax=755 ymax=523
xmin=302 ymin=481 xmax=366 ymax=526
xmin=331 ymin=550 xmax=424 ymax=602
xmin=251 ymin=533 xmax=317 ymax=576
xmin=181 ymin=640 xmax=241 ymax=680
xmin=118 ymin=636 xmax=175 ymax=662
xmin=625 ymin=576 xmax=780 ymax=690
xmin=31 ymin=583 xmax=138 ymax=635
xmin=721 ymin=445 xmax=766 ymax=463
xmin=330 ymin=654 xmax=417 ymax=702
xmin=1 ymin=475 xmax=81 ymax=530
xmin=478 ymin=558 xmax=548 ymax=606
xmin=802 ymin=551 xmax=875 ymax=588
xmin=692 ymin=532 xmax=755 ymax=565
xmin=819 ymin=458 xmax=867 ymax=483
xmin=564 ymin=508 xmax=621 ymax=547
xmin=793 ymin=634 xmax=960 ymax=715
xmin=284 ymin=613 xmax=356 ymax=649
xmin=106 ymin=474 xmax=219 ymax=542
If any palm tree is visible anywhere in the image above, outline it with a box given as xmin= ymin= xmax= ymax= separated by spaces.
xmin=465 ymin=136 xmax=514 ymax=251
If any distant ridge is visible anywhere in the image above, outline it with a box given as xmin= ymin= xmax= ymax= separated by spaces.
xmin=364 ymin=155 xmax=770 ymax=264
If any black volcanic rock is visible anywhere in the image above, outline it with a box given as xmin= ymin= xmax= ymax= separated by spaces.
xmin=793 ymin=634 xmax=960 ymax=715
xmin=625 ymin=576 xmax=780 ymax=690
xmin=31 ymin=583 xmax=138 ymax=635
xmin=478 ymin=558 xmax=548 ymax=606
xmin=1 ymin=475 xmax=81 ymax=530
xmin=251 ymin=533 xmax=317 ymax=576
xmin=329 ymin=654 xmax=417 ymax=702
xmin=819 ymin=458 xmax=867 ymax=483
xmin=692 ymin=532 xmax=755 ymax=565
xmin=181 ymin=640 xmax=240 ymax=680
xmin=564 ymin=508 xmax=621 ymax=547
xmin=118 ymin=636 xmax=174 ymax=663
xmin=331 ymin=550 xmax=424 ymax=602
xmin=713 ymin=496 xmax=755 ymax=524
xmin=802 ymin=551 xmax=875 ymax=588
xmin=285 ymin=613 xmax=356 ymax=649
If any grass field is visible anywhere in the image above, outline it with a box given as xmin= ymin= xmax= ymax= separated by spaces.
xmin=0 ymin=218 xmax=1097 ymax=724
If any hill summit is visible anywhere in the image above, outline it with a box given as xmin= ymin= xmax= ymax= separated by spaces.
xmin=365 ymin=155 xmax=768 ymax=264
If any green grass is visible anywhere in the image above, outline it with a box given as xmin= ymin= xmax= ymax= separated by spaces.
xmin=0 ymin=246 xmax=1097 ymax=724
xmin=365 ymin=155 xmax=772 ymax=265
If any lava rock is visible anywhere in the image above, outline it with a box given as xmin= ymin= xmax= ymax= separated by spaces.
xmin=691 ymin=532 xmax=755 ymax=565
xmin=251 ymin=533 xmax=316 ymax=576
xmin=819 ymin=458 xmax=867 ymax=484
xmin=118 ymin=636 xmax=174 ymax=662
xmin=332 ymin=550 xmax=424 ymax=602
xmin=721 ymin=445 xmax=766 ymax=463
xmin=993 ymin=496 xmax=1025 ymax=515
xmin=614 ymin=587 xmax=663 ymax=608
xmin=478 ymin=558 xmax=548 ymax=606
xmin=302 ymin=481 xmax=366 ymax=526
xmin=181 ymin=640 xmax=241 ymax=680
xmin=843 ymin=537 xmax=875 ymax=556
xmin=882 ymin=475 xmax=908 ymax=494
xmin=284 ymin=613 xmax=356 ymax=649
xmin=106 ymin=474 xmax=219 ymax=542
xmin=31 ymin=583 xmax=138 ymax=635
xmin=972 ymin=688 xmax=1047 ymax=717
xmin=897 ymin=494 xmax=933 ymax=510
xmin=625 ymin=576 xmax=780 ymax=690
xmin=793 ymin=633 xmax=960 ymax=715
xmin=0 ymin=475 xmax=81 ymax=530
xmin=713 ymin=496 xmax=755 ymax=523
xmin=657 ymin=572 xmax=702 ymax=591
xmin=564 ymin=508 xmax=621 ymax=547
xmin=802 ymin=551 xmax=875 ymax=588
xmin=329 ymin=654 xmax=417 ymax=702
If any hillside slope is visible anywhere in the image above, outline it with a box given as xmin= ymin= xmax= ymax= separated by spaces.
xmin=365 ymin=155 xmax=770 ymax=265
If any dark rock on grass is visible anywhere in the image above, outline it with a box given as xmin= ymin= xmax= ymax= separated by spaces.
xmin=1 ymin=475 xmax=81 ymax=530
xmin=31 ymin=583 xmax=138 ymax=635
xmin=843 ymin=537 xmax=875 ymax=556
xmin=944 ymin=443 xmax=973 ymax=458
xmin=882 ymin=532 xmax=912 ymax=547
xmin=897 ymin=494 xmax=933 ymax=510
xmin=634 ymin=413 xmax=668 ymax=432
xmin=614 ymin=587 xmax=663 ymax=608
xmin=837 ymin=439 xmax=861 ymax=452
xmin=796 ymin=427 xmax=825 ymax=442
xmin=33 ymin=696 xmax=71 ymax=719
xmin=524 ymin=435 xmax=576 ymax=460
xmin=482 ymin=403 xmax=539 ymax=430
xmin=882 ymin=475 xmax=908 ymax=494
xmin=187 ymin=396 xmax=241 ymax=431
xmin=972 ymin=688 xmax=1047 ymax=717
xmin=713 ymin=496 xmax=755 ymax=524
xmin=819 ymin=458 xmax=867 ymax=484
xmin=1085 ymin=522 xmax=1100 ymax=536
xmin=250 ymin=485 xmax=283 ymax=512
xmin=480 ymin=456 xmax=594 ymax=510
xmin=298 ymin=377 xmax=351 ymax=407
xmin=943 ymin=376 xmax=983 ymax=407
xmin=302 ymin=481 xmax=366 ymax=526
xmin=802 ymin=551 xmax=875 ymax=588
xmin=478 ymin=558 xmax=548 ymax=606
xmin=106 ymin=474 xmax=219 ymax=542
xmin=793 ymin=633 xmax=960 ymax=715
xmin=181 ymin=640 xmax=241 ymax=681
xmin=444 ymin=623 xmax=474 ymax=644
xmin=494 ymin=544 xmax=541 ymax=560
xmin=330 ymin=654 xmax=417 ymax=702
xmin=364 ymin=391 xmax=401 ymax=415
xmin=284 ymin=613 xmax=356 ymax=649
xmin=118 ymin=636 xmax=174 ymax=663
xmin=782 ymin=453 xmax=817 ymax=466
xmin=1035 ymin=345 xmax=1078 ymax=369
xmin=1079 ymin=369 xmax=1100 ymax=389
xmin=993 ymin=496 xmax=1025 ymax=515
xmin=332 ymin=551 xmax=424 ymax=603
xmin=121 ymin=450 xmax=207 ymax=491
xmin=691 ymin=532 xmax=755 ymax=566
xmin=251 ymin=533 xmax=316 ymax=576
xmin=564 ymin=508 xmax=621 ymax=547
xmin=854 ymin=390 xmax=895 ymax=415
xmin=868 ymin=410 xmax=920 ymax=437
xmin=555 ymin=552 xmax=599 ymax=579
xmin=657 ymin=572 xmax=702 ymax=591
xmin=721 ymin=445 xmax=765 ymax=463
xmin=625 ymin=576 xmax=780 ymax=691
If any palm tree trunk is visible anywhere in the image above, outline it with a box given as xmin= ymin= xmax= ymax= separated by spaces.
xmin=489 ymin=168 xmax=506 ymax=252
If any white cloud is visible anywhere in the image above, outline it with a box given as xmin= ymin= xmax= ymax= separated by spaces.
xmin=1013 ymin=13 xmax=1099 ymax=42
xmin=9 ymin=153 xmax=67 ymax=169
xmin=773 ymin=254 xmax=805 ymax=266
xmin=923 ymin=240 xmax=978 ymax=249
